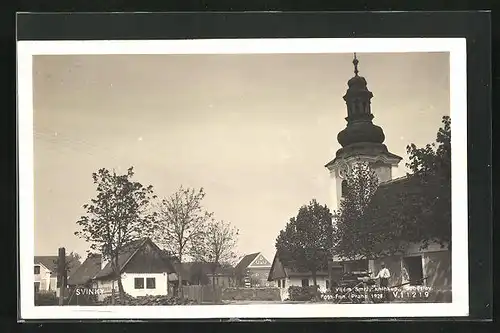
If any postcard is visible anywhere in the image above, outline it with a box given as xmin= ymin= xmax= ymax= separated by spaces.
xmin=18 ymin=37 xmax=468 ymax=319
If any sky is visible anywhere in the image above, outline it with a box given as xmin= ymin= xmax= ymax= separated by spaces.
xmin=33 ymin=52 xmax=449 ymax=262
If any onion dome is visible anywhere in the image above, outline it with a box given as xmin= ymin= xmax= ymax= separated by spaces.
xmin=337 ymin=53 xmax=386 ymax=148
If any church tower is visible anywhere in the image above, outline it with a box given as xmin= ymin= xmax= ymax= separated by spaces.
xmin=325 ymin=54 xmax=402 ymax=211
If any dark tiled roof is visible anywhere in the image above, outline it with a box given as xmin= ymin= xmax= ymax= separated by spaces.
xmin=93 ymin=238 xmax=175 ymax=279
xmin=67 ymin=254 xmax=102 ymax=286
xmin=34 ymin=256 xmax=81 ymax=278
xmin=94 ymin=238 xmax=145 ymax=279
xmin=234 ymin=253 xmax=259 ymax=274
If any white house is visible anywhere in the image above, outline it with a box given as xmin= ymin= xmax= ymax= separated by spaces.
xmin=68 ymin=238 xmax=177 ymax=301
xmin=267 ymin=251 xmax=331 ymax=301
xmin=34 ymin=258 xmax=56 ymax=293
xmin=34 ymin=256 xmax=80 ymax=297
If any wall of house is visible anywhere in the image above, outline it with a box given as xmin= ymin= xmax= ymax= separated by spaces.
xmin=34 ymin=265 xmax=52 ymax=291
xmin=94 ymin=279 xmax=117 ymax=301
xmin=275 ymin=276 xmax=329 ymax=300
xmin=121 ymin=272 xmax=169 ymax=297
xmin=248 ymin=267 xmax=271 ymax=287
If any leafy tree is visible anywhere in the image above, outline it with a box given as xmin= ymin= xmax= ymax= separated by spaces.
xmin=75 ymin=167 xmax=158 ymax=303
xmin=53 ymin=251 xmax=82 ymax=275
xmin=153 ymin=186 xmax=212 ymax=297
xmin=53 ymin=251 xmax=82 ymax=288
xmin=332 ymin=162 xmax=379 ymax=259
xmin=275 ymin=199 xmax=334 ymax=286
xmin=333 ymin=116 xmax=451 ymax=258
xmin=191 ymin=218 xmax=239 ymax=302
xmin=405 ymin=115 xmax=451 ymax=249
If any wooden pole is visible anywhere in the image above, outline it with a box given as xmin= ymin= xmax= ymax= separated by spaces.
xmin=58 ymin=247 xmax=66 ymax=306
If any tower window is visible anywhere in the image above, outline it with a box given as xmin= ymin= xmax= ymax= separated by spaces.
xmin=341 ymin=180 xmax=348 ymax=197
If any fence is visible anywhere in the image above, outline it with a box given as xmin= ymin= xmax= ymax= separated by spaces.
xmin=182 ymin=285 xmax=222 ymax=304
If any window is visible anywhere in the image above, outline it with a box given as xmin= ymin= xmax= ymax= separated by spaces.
xmin=34 ymin=282 xmax=40 ymax=293
xmin=134 ymin=277 xmax=144 ymax=289
xmin=278 ymin=280 xmax=281 ymax=288
xmin=301 ymin=279 xmax=309 ymax=287
xmin=146 ymin=277 xmax=156 ymax=289
xmin=341 ymin=180 xmax=348 ymax=197
xmin=282 ymin=279 xmax=285 ymax=288
xmin=326 ymin=280 xmax=330 ymax=290
xmin=34 ymin=265 xmax=40 ymax=275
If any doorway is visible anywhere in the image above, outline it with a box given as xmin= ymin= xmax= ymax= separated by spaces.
xmin=403 ymin=256 xmax=424 ymax=286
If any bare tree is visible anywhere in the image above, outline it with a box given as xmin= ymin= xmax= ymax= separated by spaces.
xmin=191 ymin=218 xmax=239 ymax=303
xmin=154 ymin=186 xmax=212 ymax=297
xmin=75 ymin=167 xmax=157 ymax=303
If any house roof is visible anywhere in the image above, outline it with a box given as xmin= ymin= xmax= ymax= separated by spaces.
xmin=94 ymin=238 xmax=175 ymax=279
xmin=267 ymin=250 xmax=329 ymax=281
xmin=34 ymin=256 xmax=81 ymax=278
xmin=67 ymin=254 xmax=102 ymax=286
xmin=234 ymin=253 xmax=259 ymax=274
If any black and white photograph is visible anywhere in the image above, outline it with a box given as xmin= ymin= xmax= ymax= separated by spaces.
xmin=18 ymin=38 xmax=468 ymax=319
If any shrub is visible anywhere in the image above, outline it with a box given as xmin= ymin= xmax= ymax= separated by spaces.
xmin=34 ymin=291 xmax=58 ymax=306
xmin=288 ymin=286 xmax=320 ymax=302
xmin=98 ymin=293 xmax=198 ymax=306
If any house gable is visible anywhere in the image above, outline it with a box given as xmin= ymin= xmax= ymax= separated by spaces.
xmin=34 ymin=255 xmax=81 ymax=278
xmin=234 ymin=253 xmax=259 ymax=275
xmin=94 ymin=238 xmax=175 ymax=280
xmin=34 ymin=262 xmax=52 ymax=274
xmin=248 ymin=253 xmax=271 ymax=268
xmin=267 ymin=252 xmax=287 ymax=281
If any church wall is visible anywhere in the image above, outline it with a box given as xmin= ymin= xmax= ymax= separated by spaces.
xmin=372 ymin=164 xmax=392 ymax=183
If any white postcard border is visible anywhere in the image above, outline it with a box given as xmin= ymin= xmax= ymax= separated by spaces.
xmin=18 ymin=38 xmax=468 ymax=319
